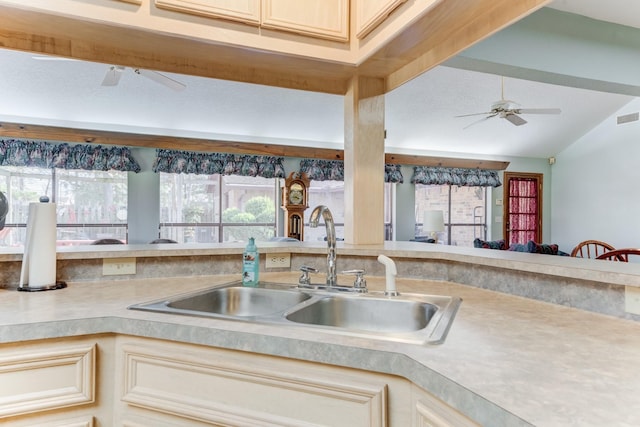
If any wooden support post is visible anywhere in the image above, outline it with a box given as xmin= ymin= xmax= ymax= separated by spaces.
xmin=343 ymin=76 xmax=385 ymax=245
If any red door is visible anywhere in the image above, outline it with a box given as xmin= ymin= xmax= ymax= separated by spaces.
xmin=503 ymin=172 xmax=542 ymax=245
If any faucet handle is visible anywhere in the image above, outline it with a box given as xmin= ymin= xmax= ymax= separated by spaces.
xmin=342 ymin=269 xmax=367 ymax=291
xmin=299 ymin=265 xmax=318 ymax=286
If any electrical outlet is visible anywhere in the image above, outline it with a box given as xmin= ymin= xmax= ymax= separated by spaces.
xmin=103 ymin=257 xmax=136 ymax=275
xmin=625 ymin=286 xmax=640 ymax=315
xmin=266 ymin=253 xmax=291 ymax=268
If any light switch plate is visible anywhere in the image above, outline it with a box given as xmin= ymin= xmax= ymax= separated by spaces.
xmin=103 ymin=257 xmax=136 ymax=275
xmin=625 ymin=286 xmax=640 ymax=315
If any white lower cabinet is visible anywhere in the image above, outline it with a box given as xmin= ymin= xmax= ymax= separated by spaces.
xmin=115 ymin=336 xmax=404 ymax=426
xmin=0 ymin=334 xmax=481 ymax=426
xmin=0 ymin=335 xmax=116 ymax=427
xmin=114 ymin=336 xmax=480 ymax=427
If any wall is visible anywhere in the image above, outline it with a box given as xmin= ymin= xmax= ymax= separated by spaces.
xmin=552 ymin=98 xmax=640 ymax=252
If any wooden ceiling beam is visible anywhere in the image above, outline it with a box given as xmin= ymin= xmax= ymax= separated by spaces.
xmin=359 ymin=0 xmax=551 ymax=91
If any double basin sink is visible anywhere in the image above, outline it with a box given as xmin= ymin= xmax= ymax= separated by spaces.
xmin=129 ymin=281 xmax=461 ymax=345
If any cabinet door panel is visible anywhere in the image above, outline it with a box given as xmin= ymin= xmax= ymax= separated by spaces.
xmin=261 ymin=0 xmax=349 ymax=41
xmin=412 ymin=386 xmax=480 ymax=427
xmin=121 ymin=342 xmax=386 ymax=426
xmin=0 ymin=344 xmax=95 ymax=418
xmin=356 ymin=0 xmax=407 ymax=38
xmin=155 ymin=0 xmax=261 ymax=25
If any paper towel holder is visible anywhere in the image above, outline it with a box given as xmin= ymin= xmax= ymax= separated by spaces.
xmin=17 ymin=195 xmax=67 ymax=292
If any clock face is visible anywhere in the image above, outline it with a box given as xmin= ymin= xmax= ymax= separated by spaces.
xmin=288 ymin=182 xmax=304 ymax=205
xmin=289 ymin=188 xmax=304 ymax=205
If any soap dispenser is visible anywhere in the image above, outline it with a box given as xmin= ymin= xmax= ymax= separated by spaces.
xmin=242 ymin=237 xmax=259 ymax=287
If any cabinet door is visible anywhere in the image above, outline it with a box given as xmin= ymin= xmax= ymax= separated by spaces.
xmin=118 ymin=339 xmax=388 ymax=426
xmin=0 ymin=343 xmax=96 ymax=418
xmin=155 ymin=0 xmax=261 ymax=25
xmin=261 ymin=0 xmax=349 ymax=41
xmin=412 ymin=386 xmax=480 ymax=427
xmin=356 ymin=0 xmax=407 ymax=38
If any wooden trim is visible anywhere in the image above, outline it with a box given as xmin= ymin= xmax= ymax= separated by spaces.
xmin=385 ymin=153 xmax=509 ymax=170
xmin=502 ymin=172 xmax=543 ymax=243
xmin=0 ymin=121 xmax=509 ymax=170
xmin=0 ymin=121 xmax=508 ymax=169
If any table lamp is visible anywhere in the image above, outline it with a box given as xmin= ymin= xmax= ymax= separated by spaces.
xmin=423 ymin=210 xmax=444 ymax=242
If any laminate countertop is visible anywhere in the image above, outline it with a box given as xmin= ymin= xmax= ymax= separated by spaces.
xmin=1 ymin=272 xmax=639 ymax=426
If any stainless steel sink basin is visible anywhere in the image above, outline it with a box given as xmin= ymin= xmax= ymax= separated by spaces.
xmin=129 ymin=281 xmax=461 ymax=345
xmin=285 ymin=296 xmax=436 ymax=333
xmin=131 ymin=282 xmax=311 ymax=319
xmin=168 ymin=285 xmax=312 ymax=317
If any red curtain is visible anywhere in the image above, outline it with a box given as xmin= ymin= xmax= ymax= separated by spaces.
xmin=508 ymin=178 xmax=538 ymax=244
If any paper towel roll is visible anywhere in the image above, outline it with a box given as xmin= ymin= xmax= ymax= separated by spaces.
xmin=19 ymin=201 xmax=57 ymax=289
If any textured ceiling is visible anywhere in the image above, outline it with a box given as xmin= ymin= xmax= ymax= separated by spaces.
xmin=0 ymin=0 xmax=638 ymax=160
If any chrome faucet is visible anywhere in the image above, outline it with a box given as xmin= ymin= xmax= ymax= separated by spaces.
xmin=309 ymin=205 xmax=337 ymax=287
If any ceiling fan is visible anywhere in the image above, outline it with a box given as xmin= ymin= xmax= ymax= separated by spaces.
xmin=32 ymin=55 xmax=186 ymax=91
xmin=456 ymin=77 xmax=560 ymax=128
xmin=101 ymin=65 xmax=186 ymax=91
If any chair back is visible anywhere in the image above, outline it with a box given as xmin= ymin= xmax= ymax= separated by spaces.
xmin=595 ymin=248 xmax=640 ymax=262
xmin=149 ymin=238 xmax=177 ymax=244
xmin=91 ymin=238 xmax=124 ymax=245
xmin=570 ymin=240 xmax=615 ymax=259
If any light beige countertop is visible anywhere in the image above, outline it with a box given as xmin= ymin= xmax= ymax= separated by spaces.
xmin=1 ymin=272 xmax=639 ymax=426
xmin=2 ymin=240 xmax=640 ymax=287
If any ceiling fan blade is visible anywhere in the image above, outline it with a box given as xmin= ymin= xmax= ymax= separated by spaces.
xmin=102 ymin=65 xmax=125 ymax=86
xmin=505 ymin=113 xmax=527 ymax=126
xmin=455 ymin=111 xmax=494 ymax=118
xmin=135 ymin=68 xmax=186 ymax=91
xmin=515 ymin=108 xmax=561 ymax=115
xmin=463 ymin=114 xmax=497 ymax=129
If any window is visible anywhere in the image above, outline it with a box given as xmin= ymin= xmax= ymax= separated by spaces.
xmin=159 ymin=173 xmax=277 ymax=243
xmin=305 ymin=181 xmax=394 ymax=242
xmin=415 ymin=184 xmax=487 ymax=246
xmin=0 ymin=167 xmax=128 ymax=247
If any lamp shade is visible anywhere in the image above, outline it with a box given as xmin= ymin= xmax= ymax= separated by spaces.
xmin=423 ymin=210 xmax=445 ymax=232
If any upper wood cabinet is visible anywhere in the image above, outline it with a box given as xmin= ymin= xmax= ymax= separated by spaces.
xmin=356 ymin=0 xmax=407 ymax=38
xmin=155 ymin=0 xmax=261 ymax=25
xmin=261 ymin=0 xmax=349 ymax=42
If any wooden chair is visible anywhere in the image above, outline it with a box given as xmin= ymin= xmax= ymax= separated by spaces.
xmin=595 ymin=248 xmax=640 ymax=262
xmin=149 ymin=238 xmax=177 ymax=244
xmin=570 ymin=240 xmax=615 ymax=259
xmin=91 ymin=238 xmax=124 ymax=245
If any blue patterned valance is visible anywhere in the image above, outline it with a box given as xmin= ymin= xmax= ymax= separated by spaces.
xmin=300 ymin=159 xmax=344 ymax=181
xmin=411 ymin=166 xmax=501 ymax=187
xmin=385 ymin=164 xmax=404 ymax=184
xmin=0 ymin=139 xmax=141 ymax=172
xmin=300 ymin=159 xmax=403 ymax=183
xmin=153 ymin=149 xmax=285 ymax=178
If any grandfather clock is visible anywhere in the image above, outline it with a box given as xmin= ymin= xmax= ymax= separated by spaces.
xmin=282 ymin=172 xmax=310 ymax=241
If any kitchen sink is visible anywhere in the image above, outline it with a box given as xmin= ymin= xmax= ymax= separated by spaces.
xmin=129 ymin=281 xmax=461 ymax=345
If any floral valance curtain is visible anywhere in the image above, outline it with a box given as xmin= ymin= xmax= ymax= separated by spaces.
xmin=299 ymin=159 xmax=404 ymax=183
xmin=411 ymin=166 xmax=502 ymax=187
xmin=0 ymin=139 xmax=141 ymax=172
xmin=152 ymin=149 xmax=285 ymax=178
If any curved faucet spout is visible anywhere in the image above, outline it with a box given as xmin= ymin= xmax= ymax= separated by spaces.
xmin=309 ymin=205 xmax=337 ymax=286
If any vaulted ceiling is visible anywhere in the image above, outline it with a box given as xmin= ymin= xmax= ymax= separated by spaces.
xmin=0 ymin=0 xmax=638 ymax=159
